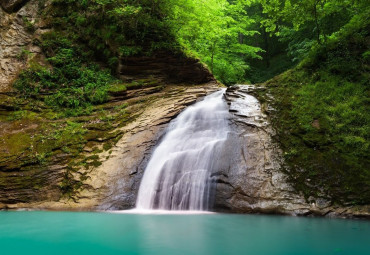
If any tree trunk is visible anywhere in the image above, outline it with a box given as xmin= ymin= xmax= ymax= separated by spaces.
xmin=238 ymin=33 xmax=244 ymax=44
xmin=313 ymin=1 xmax=321 ymax=44
xmin=211 ymin=41 xmax=216 ymax=73
xmin=262 ymin=27 xmax=270 ymax=68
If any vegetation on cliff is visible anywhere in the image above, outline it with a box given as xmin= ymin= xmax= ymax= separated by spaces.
xmin=1 ymin=0 xmax=369 ymax=206
xmin=14 ymin=32 xmax=116 ymax=117
xmin=168 ymin=0 xmax=369 ymax=205
xmin=258 ymin=11 xmax=369 ymax=204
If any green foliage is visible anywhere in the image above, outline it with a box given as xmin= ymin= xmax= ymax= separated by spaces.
xmin=263 ymin=17 xmax=370 ymax=204
xmin=260 ymin=0 xmax=370 ymax=61
xmin=22 ymin=17 xmax=36 ymax=32
xmin=14 ymin=32 xmax=116 ymax=116
xmin=49 ymin=0 xmax=175 ymax=67
xmin=17 ymin=48 xmax=32 ymax=62
xmin=164 ymin=0 xmax=262 ymax=85
xmin=242 ymin=0 xmax=370 ymax=82
xmin=247 ymin=53 xmax=293 ymax=83
xmin=41 ymin=0 xmax=265 ymax=85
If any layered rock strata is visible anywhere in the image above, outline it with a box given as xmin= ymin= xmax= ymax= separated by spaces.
xmin=0 ymin=83 xmax=220 ymax=210
xmin=119 ymin=51 xmax=215 ymax=84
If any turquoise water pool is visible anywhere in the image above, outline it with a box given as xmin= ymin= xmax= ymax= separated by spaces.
xmin=0 ymin=211 xmax=369 ymax=255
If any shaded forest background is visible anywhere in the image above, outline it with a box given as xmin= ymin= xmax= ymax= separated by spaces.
xmin=36 ymin=0 xmax=368 ymax=85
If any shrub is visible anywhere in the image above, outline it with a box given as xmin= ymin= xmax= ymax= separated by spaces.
xmin=14 ymin=32 xmax=116 ymax=116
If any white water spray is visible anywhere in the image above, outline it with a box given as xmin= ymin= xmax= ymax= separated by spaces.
xmin=136 ymin=89 xmax=230 ymax=210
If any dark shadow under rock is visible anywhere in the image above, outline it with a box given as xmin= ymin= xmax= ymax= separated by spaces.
xmin=1 ymin=0 xmax=29 ymax=13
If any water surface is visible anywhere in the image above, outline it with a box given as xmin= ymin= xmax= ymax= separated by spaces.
xmin=1 ymin=212 xmax=369 ymax=255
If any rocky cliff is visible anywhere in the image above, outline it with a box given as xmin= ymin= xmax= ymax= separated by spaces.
xmin=0 ymin=0 xmax=44 ymax=92
xmin=1 ymin=84 xmax=220 ymax=210
xmin=214 ymin=85 xmax=369 ymax=218
xmin=0 ymin=0 xmax=368 ymax=218
xmin=0 ymin=0 xmax=221 ymax=210
xmin=119 ymin=51 xmax=214 ymax=84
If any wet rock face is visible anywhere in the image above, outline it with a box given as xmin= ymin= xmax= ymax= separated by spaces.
xmin=0 ymin=0 xmax=29 ymax=13
xmin=213 ymin=85 xmax=369 ymax=218
xmin=95 ymin=85 xmax=221 ymax=210
xmin=0 ymin=83 xmax=221 ymax=210
xmin=213 ymin=85 xmax=309 ymax=215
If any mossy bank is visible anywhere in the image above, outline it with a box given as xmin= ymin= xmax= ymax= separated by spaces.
xmin=253 ymin=17 xmax=369 ymax=206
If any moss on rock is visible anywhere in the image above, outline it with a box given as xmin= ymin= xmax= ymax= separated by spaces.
xmin=255 ymin=25 xmax=370 ymax=205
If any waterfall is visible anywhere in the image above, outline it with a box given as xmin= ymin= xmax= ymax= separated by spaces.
xmin=136 ymin=89 xmax=230 ymax=211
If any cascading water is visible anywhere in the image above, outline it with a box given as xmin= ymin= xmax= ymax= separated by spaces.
xmin=136 ymin=89 xmax=230 ymax=211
